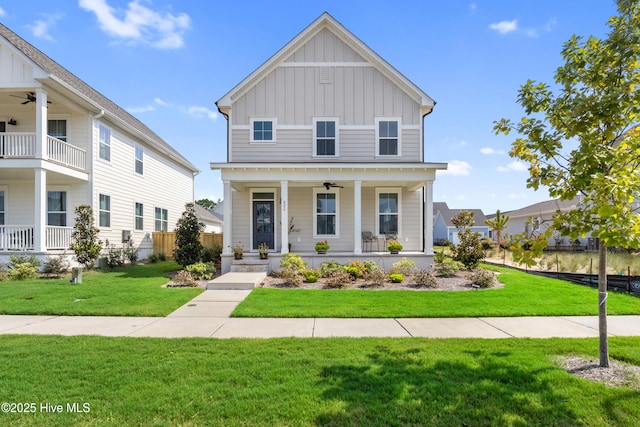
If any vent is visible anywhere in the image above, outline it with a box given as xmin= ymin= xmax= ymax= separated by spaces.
xmin=319 ymin=67 xmax=332 ymax=84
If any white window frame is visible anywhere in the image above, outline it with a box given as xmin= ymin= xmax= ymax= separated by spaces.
xmin=47 ymin=117 xmax=68 ymax=142
xmin=375 ymin=118 xmax=402 ymax=157
xmin=0 ymin=185 xmax=7 ymax=226
xmin=313 ymin=117 xmax=339 ymax=157
xmin=313 ymin=187 xmax=340 ymax=238
xmin=99 ymin=124 xmax=111 ymax=162
xmin=155 ymin=207 xmax=168 ymax=232
xmin=99 ymin=194 xmax=111 ymax=228
xmin=47 ymin=187 xmax=69 ymax=227
xmin=376 ymin=188 xmax=402 ymax=236
xmin=249 ymin=117 xmax=277 ymax=143
xmin=135 ymin=144 xmax=144 ymax=175
xmin=135 ymin=202 xmax=144 ymax=231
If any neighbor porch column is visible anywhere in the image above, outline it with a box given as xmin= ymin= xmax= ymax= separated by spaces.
xmin=34 ymin=168 xmax=47 ymax=252
xmin=35 ymin=89 xmax=48 ymax=160
xmin=280 ymin=180 xmax=289 ymax=254
xmin=222 ymin=180 xmax=232 ymax=255
xmin=354 ymin=180 xmax=362 ymax=255
xmin=424 ymin=180 xmax=434 ymax=255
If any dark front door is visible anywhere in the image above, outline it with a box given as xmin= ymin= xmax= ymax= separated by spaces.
xmin=253 ymin=201 xmax=274 ymax=250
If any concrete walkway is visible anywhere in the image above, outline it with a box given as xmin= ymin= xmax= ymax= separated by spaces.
xmin=2 ymin=289 xmax=640 ymax=339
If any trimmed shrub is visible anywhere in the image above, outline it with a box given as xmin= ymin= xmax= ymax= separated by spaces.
xmin=391 ymin=257 xmax=416 ymax=275
xmin=344 ymin=260 xmax=367 ymax=279
xmin=324 ymin=270 xmax=351 ymax=289
xmin=104 ymin=244 xmax=125 ymax=269
xmin=278 ymin=268 xmax=303 ymax=287
xmin=320 ymin=260 xmax=343 ymax=278
xmin=436 ymin=258 xmax=462 ymax=277
xmin=412 ymin=268 xmax=438 ymax=288
xmin=389 ymin=273 xmax=404 ymax=283
xmin=185 ymin=262 xmax=216 ymax=280
xmin=42 ymin=255 xmax=69 ymax=278
xmin=470 ymin=268 xmax=496 ymax=288
xmin=8 ymin=262 xmax=38 ymax=281
xmin=303 ymin=269 xmax=320 ymax=283
xmin=280 ymin=253 xmax=307 ymax=272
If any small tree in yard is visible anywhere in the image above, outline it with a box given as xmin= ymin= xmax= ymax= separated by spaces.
xmin=70 ymin=205 xmax=102 ymax=269
xmin=174 ymin=202 xmax=204 ymax=268
xmin=494 ymin=0 xmax=640 ymax=367
xmin=450 ymin=210 xmax=485 ymax=270
xmin=485 ymin=209 xmax=510 ymax=251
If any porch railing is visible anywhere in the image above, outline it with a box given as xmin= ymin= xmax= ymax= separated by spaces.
xmin=0 ymin=225 xmax=72 ymax=251
xmin=0 ymin=132 xmax=87 ymax=171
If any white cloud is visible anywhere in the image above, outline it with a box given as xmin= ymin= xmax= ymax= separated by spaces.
xmin=469 ymin=3 xmax=477 ymax=12
xmin=440 ymin=160 xmax=472 ymax=176
xmin=0 ymin=7 xmax=6 ymax=16
xmin=154 ymin=98 xmax=170 ymax=107
xmin=480 ymin=147 xmax=505 ymax=155
xmin=79 ymin=0 xmax=190 ymax=49
xmin=489 ymin=19 xmax=517 ymax=34
xmin=497 ymin=160 xmax=527 ymax=172
xmin=187 ymin=106 xmax=218 ymax=121
xmin=459 ymin=140 xmax=467 ymax=147
xmin=127 ymin=105 xmax=154 ymax=113
xmin=27 ymin=13 xmax=63 ymax=41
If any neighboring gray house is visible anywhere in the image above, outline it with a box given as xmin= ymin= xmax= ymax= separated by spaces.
xmin=433 ymin=202 xmax=489 ymax=245
xmin=211 ymin=12 xmax=447 ymax=273
xmin=0 ymin=23 xmax=199 ymax=263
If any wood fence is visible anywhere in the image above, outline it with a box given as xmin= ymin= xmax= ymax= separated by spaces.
xmin=152 ymin=232 xmax=223 ymax=258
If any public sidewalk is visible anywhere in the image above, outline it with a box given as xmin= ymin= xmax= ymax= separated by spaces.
xmin=1 ymin=290 xmax=640 ymax=339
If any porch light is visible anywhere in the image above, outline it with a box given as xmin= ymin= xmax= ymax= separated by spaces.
xmin=8 ymin=117 xmax=17 ymax=125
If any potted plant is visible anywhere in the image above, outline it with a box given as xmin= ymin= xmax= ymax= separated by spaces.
xmin=258 ymin=242 xmax=269 ymax=259
xmin=231 ymin=242 xmax=244 ymax=260
xmin=387 ymin=239 xmax=403 ymax=254
xmin=315 ymin=240 xmax=330 ymax=254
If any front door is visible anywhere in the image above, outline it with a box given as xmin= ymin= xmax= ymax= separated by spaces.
xmin=253 ymin=201 xmax=274 ymax=250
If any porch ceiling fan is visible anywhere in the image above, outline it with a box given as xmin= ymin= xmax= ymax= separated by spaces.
xmin=323 ymin=182 xmax=344 ymax=190
xmin=10 ymin=92 xmax=51 ymax=105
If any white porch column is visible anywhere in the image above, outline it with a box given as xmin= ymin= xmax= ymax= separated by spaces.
xmin=354 ymin=180 xmax=362 ymax=255
xmin=424 ymin=180 xmax=434 ymax=255
xmin=34 ymin=168 xmax=47 ymax=252
xmin=35 ymin=89 xmax=48 ymax=159
xmin=222 ymin=180 xmax=232 ymax=255
xmin=280 ymin=181 xmax=289 ymax=254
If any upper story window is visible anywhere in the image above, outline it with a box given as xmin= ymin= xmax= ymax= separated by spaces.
xmin=99 ymin=125 xmax=111 ymax=161
xmin=135 ymin=145 xmax=144 ymax=175
xmin=314 ymin=119 xmax=338 ymax=157
xmin=376 ymin=119 xmax=400 ymax=156
xmin=250 ymin=118 xmax=276 ymax=142
xmin=47 ymin=120 xmax=67 ymax=142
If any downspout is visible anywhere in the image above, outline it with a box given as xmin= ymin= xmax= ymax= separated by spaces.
xmin=215 ymin=101 xmax=230 ymax=163
xmin=421 ymin=102 xmax=436 ymax=251
xmin=88 ymin=110 xmax=105 ymax=217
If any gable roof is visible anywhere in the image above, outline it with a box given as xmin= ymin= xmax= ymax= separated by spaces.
xmin=434 ymin=202 xmax=488 ymax=227
xmin=503 ymin=198 xmax=581 ymax=218
xmin=216 ymin=12 xmax=435 ymax=117
xmin=0 ymin=23 xmax=199 ymax=174
xmin=194 ymin=204 xmax=223 ymax=225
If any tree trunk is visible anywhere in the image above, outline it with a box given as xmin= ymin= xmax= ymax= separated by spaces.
xmin=598 ymin=243 xmax=609 ymax=368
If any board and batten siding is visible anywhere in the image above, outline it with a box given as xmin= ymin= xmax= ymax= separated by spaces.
xmin=91 ymin=120 xmax=194 ymax=246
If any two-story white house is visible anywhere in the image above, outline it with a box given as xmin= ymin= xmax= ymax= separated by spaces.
xmin=211 ymin=13 xmax=446 ymax=273
xmin=0 ymin=23 xmax=199 ymax=264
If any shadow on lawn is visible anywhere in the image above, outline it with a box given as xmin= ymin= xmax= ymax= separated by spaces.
xmin=316 ymin=346 xmax=578 ymax=426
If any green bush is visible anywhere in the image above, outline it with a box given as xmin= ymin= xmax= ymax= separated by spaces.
xmin=389 ymin=273 xmax=404 ymax=283
xmin=481 ymin=237 xmax=496 ymax=250
xmin=8 ymin=262 xmax=38 ymax=281
xmin=124 ymin=245 xmax=139 ymax=264
xmin=436 ymin=257 xmax=462 ymax=277
xmin=344 ymin=260 xmax=367 ymax=279
xmin=391 ymin=257 xmax=416 ymax=275
xmin=303 ymin=269 xmax=320 ymax=283
xmin=104 ymin=245 xmax=125 ymax=269
xmin=185 ymin=262 xmax=216 ymax=280
xmin=280 ymin=253 xmax=307 ymax=272
xmin=470 ymin=268 xmax=496 ymax=288
xmin=41 ymin=255 xmax=69 ymax=278
xmin=201 ymin=243 xmax=223 ymax=263
xmin=149 ymin=252 xmax=166 ymax=263
xmin=174 ymin=203 xmax=204 ymax=268
xmin=411 ymin=268 xmax=438 ymax=288
xmin=9 ymin=254 xmax=40 ymax=270
xmin=320 ymin=260 xmax=343 ymax=278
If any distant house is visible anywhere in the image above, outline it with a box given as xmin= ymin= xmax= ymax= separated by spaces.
xmin=433 ymin=202 xmax=489 ymax=245
xmin=0 ymin=24 xmax=199 ymax=263
xmin=194 ymin=204 xmax=223 ymax=233
xmin=211 ymin=13 xmax=447 ymax=273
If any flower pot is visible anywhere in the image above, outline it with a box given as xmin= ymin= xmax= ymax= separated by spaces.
xmin=316 ymin=249 xmax=327 ymax=254
xmin=260 ymin=253 xmax=268 ymax=259
xmin=234 ymin=253 xmax=243 ymax=260
xmin=390 ymin=250 xmax=399 ymax=254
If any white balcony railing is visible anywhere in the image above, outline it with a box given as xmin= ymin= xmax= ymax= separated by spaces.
xmin=0 ymin=132 xmax=87 ymax=171
xmin=0 ymin=225 xmax=72 ymax=251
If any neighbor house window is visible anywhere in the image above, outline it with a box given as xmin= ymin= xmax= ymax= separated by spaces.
xmin=99 ymin=125 xmax=111 ymax=161
xmin=377 ymin=119 xmax=400 ymax=156
xmin=0 ymin=190 xmax=5 ymax=225
xmin=47 ymin=191 xmax=66 ymax=226
xmin=47 ymin=120 xmax=67 ymax=142
xmin=135 ymin=145 xmax=144 ymax=175
xmin=250 ymin=118 xmax=276 ymax=142
xmin=377 ymin=190 xmax=400 ymax=235
xmin=135 ymin=202 xmax=144 ymax=230
xmin=155 ymin=207 xmax=168 ymax=232
xmin=314 ymin=119 xmax=337 ymax=156
xmin=99 ymin=194 xmax=110 ymax=227
xmin=314 ymin=190 xmax=338 ymax=236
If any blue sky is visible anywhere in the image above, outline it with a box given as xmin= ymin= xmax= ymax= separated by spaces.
xmin=0 ymin=0 xmax=618 ymax=214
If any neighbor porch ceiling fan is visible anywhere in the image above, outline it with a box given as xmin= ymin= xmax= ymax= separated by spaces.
xmin=10 ymin=92 xmax=51 ymax=105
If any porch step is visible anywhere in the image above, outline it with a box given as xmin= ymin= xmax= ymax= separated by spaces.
xmin=230 ymin=259 xmax=270 ymax=273
xmin=207 ymin=272 xmax=267 ymax=290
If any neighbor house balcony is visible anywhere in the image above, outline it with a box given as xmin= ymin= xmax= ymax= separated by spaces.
xmin=0 ymin=225 xmax=72 ymax=251
xmin=0 ymin=132 xmax=87 ymax=172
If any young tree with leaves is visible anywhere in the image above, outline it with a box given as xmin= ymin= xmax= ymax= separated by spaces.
xmin=494 ymin=0 xmax=640 ymax=367
xmin=485 ymin=210 xmax=510 ymax=251
xmin=174 ymin=202 xmax=204 ymax=267
xmin=450 ymin=210 xmax=485 ymax=270
xmin=70 ymin=205 xmax=102 ymax=269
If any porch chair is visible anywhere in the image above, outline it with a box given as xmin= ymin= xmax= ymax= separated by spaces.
xmin=361 ymin=231 xmax=379 ymax=252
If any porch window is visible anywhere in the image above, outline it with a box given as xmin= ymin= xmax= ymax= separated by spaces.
xmin=99 ymin=194 xmax=111 ymax=227
xmin=47 ymin=191 xmax=66 ymax=226
xmin=135 ymin=202 xmax=144 ymax=230
xmin=155 ymin=207 xmax=168 ymax=232
xmin=0 ymin=191 xmax=4 ymax=225
xmin=315 ymin=191 xmax=338 ymax=236
xmin=47 ymin=120 xmax=67 ymax=142
xmin=99 ymin=125 xmax=111 ymax=161
xmin=377 ymin=119 xmax=400 ymax=156
xmin=250 ymin=119 xmax=276 ymax=142
xmin=135 ymin=145 xmax=144 ymax=175
xmin=378 ymin=191 xmax=399 ymax=235
xmin=314 ymin=120 xmax=337 ymax=156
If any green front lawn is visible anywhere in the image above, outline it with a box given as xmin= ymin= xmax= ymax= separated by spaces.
xmin=0 ymin=262 xmax=202 ymax=317
xmin=232 ymin=265 xmax=640 ymax=318
xmin=1 ymin=335 xmax=639 ymax=426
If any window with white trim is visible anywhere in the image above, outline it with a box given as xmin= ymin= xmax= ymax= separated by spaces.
xmin=135 ymin=145 xmax=144 ymax=175
xmin=155 ymin=207 xmax=168 ymax=232
xmin=314 ymin=189 xmax=338 ymax=237
xmin=99 ymin=125 xmax=111 ymax=161
xmin=135 ymin=202 xmax=144 ymax=230
xmin=377 ymin=190 xmax=401 ymax=235
xmin=376 ymin=119 xmax=400 ymax=156
xmin=250 ymin=118 xmax=276 ymax=142
xmin=47 ymin=191 xmax=67 ymax=226
xmin=0 ymin=190 xmax=5 ymax=225
xmin=47 ymin=120 xmax=67 ymax=142
xmin=99 ymin=194 xmax=110 ymax=227
xmin=314 ymin=119 xmax=337 ymax=156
